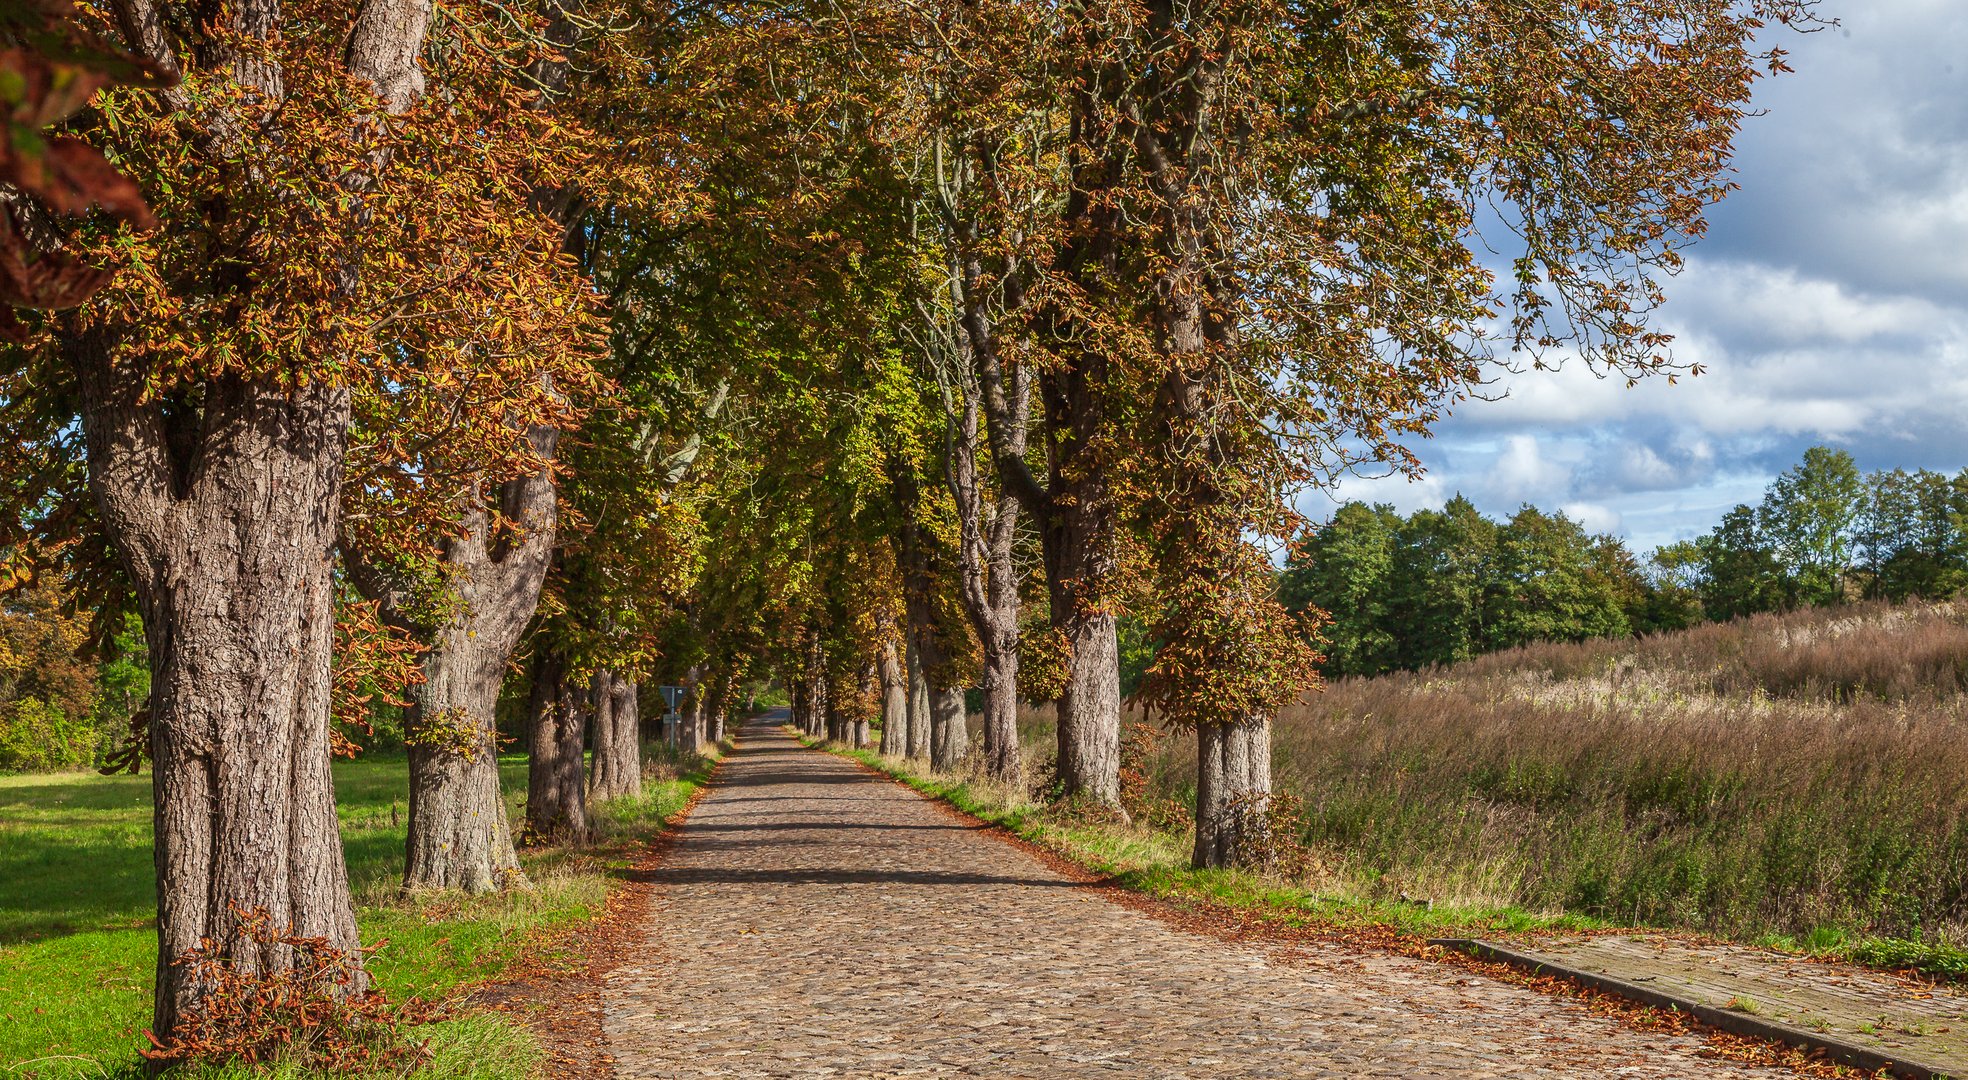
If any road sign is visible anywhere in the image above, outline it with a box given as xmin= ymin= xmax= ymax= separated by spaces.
xmin=657 ymin=685 xmax=685 ymax=744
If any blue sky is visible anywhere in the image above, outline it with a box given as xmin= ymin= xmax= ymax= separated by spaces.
xmin=1312 ymin=1 xmax=1968 ymax=555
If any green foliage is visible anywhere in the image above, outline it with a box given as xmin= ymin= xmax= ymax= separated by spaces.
xmin=1848 ymin=937 xmax=1968 ymax=981
xmin=1285 ymin=497 xmax=1647 ymax=677
xmin=1289 ymin=445 xmax=1968 ymax=680
xmin=1115 ymin=616 xmax=1156 ymax=699
xmin=1280 ymin=503 xmax=1399 ymax=676
xmin=1759 ymin=446 xmax=1865 ymax=607
xmin=0 ymin=588 xmax=106 ymax=772
xmin=1687 ymin=447 xmax=1968 ymax=619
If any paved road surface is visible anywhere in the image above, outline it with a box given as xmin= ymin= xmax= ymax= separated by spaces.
xmin=602 ymin=714 xmax=1784 ymax=1078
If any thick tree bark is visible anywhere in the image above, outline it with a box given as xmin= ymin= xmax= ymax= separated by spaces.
xmin=945 ymin=296 xmax=1028 ymax=786
xmin=929 ymin=687 xmax=967 ymax=770
xmin=1035 ymin=334 xmax=1124 ymax=808
xmin=80 ymin=370 xmax=363 ymax=1042
xmin=1051 ymin=603 xmax=1121 ymax=806
xmin=978 ymin=645 xmax=1019 ymax=784
xmin=957 ymin=204 xmax=1124 ymax=806
xmin=400 ymin=631 xmax=524 ymax=893
xmin=77 ymin=0 xmax=435 ymax=1043
xmin=525 ymin=646 xmax=588 ymax=843
xmin=904 ymin=635 xmax=931 ymax=760
xmin=901 ymin=542 xmax=969 ymax=767
xmin=1193 ymin=718 xmax=1273 ymax=870
xmin=616 ymin=677 xmax=642 ymax=779
xmin=587 ymin=670 xmax=641 ymax=800
xmin=877 ymin=641 xmax=907 ymax=755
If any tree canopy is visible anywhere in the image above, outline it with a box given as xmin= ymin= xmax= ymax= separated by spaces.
xmin=0 ymin=0 xmax=1818 ymax=1055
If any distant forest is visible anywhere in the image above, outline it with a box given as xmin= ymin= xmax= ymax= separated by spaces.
xmin=1282 ymin=446 xmax=1968 ymax=677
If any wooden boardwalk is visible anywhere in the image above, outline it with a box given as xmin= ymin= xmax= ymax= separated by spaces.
xmin=1437 ymin=935 xmax=1968 ymax=1079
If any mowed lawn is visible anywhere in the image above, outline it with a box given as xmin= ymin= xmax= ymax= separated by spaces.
xmin=0 ymin=755 xmax=693 ymax=1078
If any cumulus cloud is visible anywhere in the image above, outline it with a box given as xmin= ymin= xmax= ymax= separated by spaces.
xmin=1320 ymin=1 xmax=1968 ymax=553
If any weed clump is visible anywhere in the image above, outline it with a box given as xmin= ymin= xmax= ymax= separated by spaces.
xmin=142 ymin=906 xmax=441 ymax=1073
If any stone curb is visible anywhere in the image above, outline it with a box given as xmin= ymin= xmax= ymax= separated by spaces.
xmin=1429 ymin=938 xmax=1957 ymax=1080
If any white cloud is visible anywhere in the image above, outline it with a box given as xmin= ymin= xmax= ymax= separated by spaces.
xmin=1561 ymin=502 xmax=1623 ymax=536
xmin=1312 ymin=1 xmax=1968 ymax=555
xmin=1486 ymin=435 xmax=1573 ymax=504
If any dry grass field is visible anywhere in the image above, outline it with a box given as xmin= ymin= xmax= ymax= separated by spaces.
xmin=1018 ymin=601 xmax=1968 ymax=973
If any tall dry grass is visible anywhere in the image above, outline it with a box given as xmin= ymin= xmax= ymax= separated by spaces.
xmin=1018 ymin=600 xmax=1968 ymax=946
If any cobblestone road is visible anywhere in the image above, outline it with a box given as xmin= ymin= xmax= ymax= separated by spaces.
xmin=601 ymin=715 xmax=1786 ymax=1078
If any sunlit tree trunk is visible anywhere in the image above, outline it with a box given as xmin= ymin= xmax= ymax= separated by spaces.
xmin=878 ymin=641 xmax=907 ymax=755
xmin=349 ymin=426 xmax=557 ymax=893
xmin=905 ymin=635 xmax=931 ymax=759
xmin=81 ymin=369 xmax=363 ymax=1043
xmin=588 ymin=670 xmax=641 ymax=800
xmin=946 ymin=300 xmax=1028 ymax=785
xmin=704 ymin=677 xmax=726 ymax=744
xmin=929 ymin=687 xmax=967 ymax=770
xmin=681 ymin=664 xmax=706 ymax=753
xmin=69 ymin=0 xmax=434 ymax=1042
xmin=1193 ymin=718 xmax=1272 ymax=869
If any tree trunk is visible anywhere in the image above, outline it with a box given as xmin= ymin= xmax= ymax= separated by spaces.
xmin=943 ymin=305 xmax=1027 ymax=787
xmin=681 ymin=664 xmax=706 ymax=753
xmin=400 ymin=627 xmax=525 ymax=893
xmin=349 ymin=425 xmax=558 ymax=893
xmin=929 ymin=687 xmax=967 ymax=771
xmin=1037 ymin=366 xmax=1123 ymax=807
xmin=905 ymin=635 xmax=931 ymax=760
xmin=1053 ymin=604 xmax=1122 ymax=808
xmin=525 ymin=646 xmax=587 ymax=843
xmin=979 ymin=643 xmax=1021 ymax=786
xmin=587 ymin=670 xmax=641 ymax=801
xmin=800 ymin=632 xmax=828 ymax=738
xmin=615 ymin=677 xmax=642 ymax=787
xmin=1193 ymin=717 xmax=1273 ymax=870
xmin=704 ymin=679 xmax=725 ymax=744
xmin=70 ymin=0 xmax=436 ymax=1043
xmin=79 ymin=373 xmax=364 ymax=1043
xmin=878 ymin=642 xmax=907 ymax=755
xmin=804 ymin=672 xmax=825 ymax=738
xmin=789 ymin=676 xmax=811 ymax=735
xmin=824 ymin=677 xmax=846 ymax=743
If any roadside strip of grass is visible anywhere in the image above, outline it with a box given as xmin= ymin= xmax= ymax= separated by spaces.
xmin=1 ymin=743 xmax=721 ymax=1080
xmin=792 ymin=729 xmax=1602 ymax=941
xmin=805 ymin=731 xmax=1968 ymax=982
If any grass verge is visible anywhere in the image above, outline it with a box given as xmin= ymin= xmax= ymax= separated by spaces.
xmin=1 ymin=741 xmax=719 ymax=1080
xmin=808 ymin=729 xmax=1967 ymax=986
xmin=796 ymin=731 xmax=1602 ymax=943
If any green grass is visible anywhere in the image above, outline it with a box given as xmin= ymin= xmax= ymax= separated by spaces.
xmin=0 ymin=745 xmax=717 ymax=1079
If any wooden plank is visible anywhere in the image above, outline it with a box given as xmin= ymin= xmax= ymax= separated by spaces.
xmin=1431 ymin=937 xmax=1962 ymax=1080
